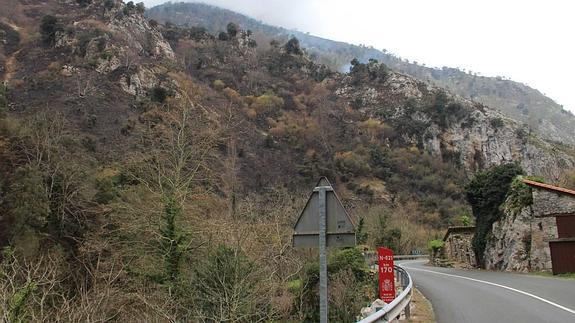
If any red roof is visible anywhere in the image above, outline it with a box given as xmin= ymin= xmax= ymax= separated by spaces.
xmin=523 ymin=179 xmax=575 ymax=197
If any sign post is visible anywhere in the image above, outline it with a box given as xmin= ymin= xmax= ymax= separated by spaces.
xmin=293 ymin=177 xmax=356 ymax=323
xmin=378 ymin=247 xmax=395 ymax=303
xmin=317 ymin=186 xmax=328 ymax=323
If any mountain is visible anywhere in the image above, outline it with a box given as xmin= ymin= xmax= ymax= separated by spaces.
xmin=0 ymin=0 xmax=574 ymax=321
xmin=146 ymin=1 xmax=575 ymax=146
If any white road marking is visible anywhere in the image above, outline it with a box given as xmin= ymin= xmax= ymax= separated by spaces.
xmin=401 ymin=264 xmax=575 ymax=316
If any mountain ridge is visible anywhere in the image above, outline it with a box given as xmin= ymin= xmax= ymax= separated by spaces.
xmin=146 ymin=1 xmax=575 ymax=146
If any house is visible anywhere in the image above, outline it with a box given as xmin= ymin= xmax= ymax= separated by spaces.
xmin=443 ymin=226 xmax=476 ymax=267
xmin=523 ymin=179 xmax=575 ymax=274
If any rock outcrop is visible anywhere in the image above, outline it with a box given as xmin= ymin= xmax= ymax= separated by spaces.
xmin=336 ymin=69 xmax=575 ymax=181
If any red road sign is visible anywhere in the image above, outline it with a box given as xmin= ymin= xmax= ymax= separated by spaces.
xmin=378 ymin=247 xmax=395 ymax=303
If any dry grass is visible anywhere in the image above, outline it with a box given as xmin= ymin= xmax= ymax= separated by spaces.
xmin=404 ymin=288 xmax=436 ymax=323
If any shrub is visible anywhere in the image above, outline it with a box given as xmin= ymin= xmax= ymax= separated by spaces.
xmin=104 ymin=0 xmax=115 ymax=10
xmin=150 ymin=86 xmax=169 ymax=103
xmin=189 ymin=26 xmax=209 ymax=40
xmin=299 ymin=247 xmax=370 ymax=321
xmin=76 ymin=29 xmax=106 ymax=57
xmin=490 ymin=117 xmax=504 ymax=129
xmin=76 ymin=0 xmax=92 ymax=7
xmin=40 ymin=15 xmax=62 ymax=45
xmin=466 ymin=163 xmax=524 ymax=266
xmin=460 ymin=214 xmax=471 ymax=226
xmin=226 ymin=22 xmax=238 ymax=37
xmin=123 ymin=1 xmax=135 ymax=15
xmin=0 ymin=84 xmax=8 ymax=118
xmin=218 ymin=31 xmax=230 ymax=41
xmin=222 ymin=87 xmax=241 ymax=103
xmin=356 ymin=218 xmax=368 ymax=244
xmin=561 ymin=170 xmax=575 ymax=189
xmin=252 ymin=93 xmax=284 ymax=114
xmin=427 ymin=239 xmax=444 ymax=252
xmin=504 ymin=175 xmax=544 ymax=215
xmin=427 ymin=239 xmax=444 ymax=261
xmin=428 ymin=91 xmax=470 ymax=128
xmin=212 ymin=79 xmax=225 ymax=91
xmin=247 ymin=38 xmax=257 ymax=48
xmin=191 ymin=245 xmax=272 ymax=322
xmin=7 ymin=166 xmax=50 ymax=232
xmin=334 ymin=151 xmax=371 ymax=177
xmin=136 ymin=2 xmax=145 ymax=14
xmin=284 ymin=37 xmax=302 ymax=55
xmin=373 ymin=213 xmax=402 ymax=252
xmin=94 ymin=169 xmax=121 ymax=204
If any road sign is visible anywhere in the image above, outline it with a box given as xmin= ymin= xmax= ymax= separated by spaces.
xmin=292 ymin=177 xmax=356 ymax=323
xmin=378 ymin=247 xmax=396 ymax=303
xmin=293 ymin=177 xmax=356 ymax=247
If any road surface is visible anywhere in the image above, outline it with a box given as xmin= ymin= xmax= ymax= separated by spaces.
xmin=399 ymin=260 xmax=575 ymax=323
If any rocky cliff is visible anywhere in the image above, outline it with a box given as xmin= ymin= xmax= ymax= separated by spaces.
xmin=333 ymin=63 xmax=575 ymax=181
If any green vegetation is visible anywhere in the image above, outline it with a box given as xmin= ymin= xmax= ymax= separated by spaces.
xmin=76 ymin=0 xmax=92 ymax=7
xmin=460 ymin=214 xmax=471 ymax=226
xmin=40 ymin=15 xmax=62 ymax=45
xmin=284 ymin=37 xmax=302 ymax=55
xmin=0 ymin=84 xmax=7 ymax=118
xmin=356 ymin=217 xmax=368 ymax=244
xmin=503 ymin=175 xmax=544 ymax=215
xmin=298 ymin=247 xmax=372 ymax=322
xmin=561 ymin=170 xmax=575 ymax=189
xmin=150 ymin=86 xmax=170 ymax=103
xmin=427 ymin=239 xmax=445 ymax=253
xmin=427 ymin=91 xmax=470 ymax=129
xmin=466 ymin=163 xmax=524 ymax=266
xmin=212 ymin=79 xmax=226 ymax=90
xmin=373 ymin=213 xmax=402 ymax=253
xmin=218 ymin=31 xmax=229 ymax=41
xmin=123 ymin=1 xmax=136 ymax=15
xmin=349 ymin=58 xmax=389 ymax=85
xmin=226 ymin=22 xmax=238 ymax=37
xmin=104 ymin=0 xmax=115 ymax=10
xmin=490 ymin=117 xmax=505 ymax=129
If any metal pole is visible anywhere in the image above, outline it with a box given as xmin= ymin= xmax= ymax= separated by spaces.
xmin=318 ymin=187 xmax=328 ymax=323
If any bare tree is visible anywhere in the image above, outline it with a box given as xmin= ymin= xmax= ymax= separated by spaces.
xmin=0 ymin=249 xmax=61 ymax=322
xmin=130 ymin=96 xmax=222 ymax=283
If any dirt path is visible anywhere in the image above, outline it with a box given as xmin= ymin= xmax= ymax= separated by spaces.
xmin=0 ymin=19 xmax=22 ymax=83
xmin=2 ymin=49 xmax=21 ymax=83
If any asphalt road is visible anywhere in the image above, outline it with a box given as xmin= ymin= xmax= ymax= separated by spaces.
xmin=399 ymin=260 xmax=575 ymax=323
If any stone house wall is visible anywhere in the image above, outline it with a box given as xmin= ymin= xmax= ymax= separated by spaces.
xmin=484 ymin=184 xmax=574 ymax=272
xmin=530 ymin=189 xmax=575 ymax=271
xmin=531 ymin=189 xmax=575 ymax=216
xmin=443 ymin=228 xmax=476 ymax=267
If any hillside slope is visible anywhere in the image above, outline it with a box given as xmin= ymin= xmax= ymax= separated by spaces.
xmin=0 ymin=0 xmax=574 ymax=321
xmin=146 ymin=2 xmax=575 ymax=146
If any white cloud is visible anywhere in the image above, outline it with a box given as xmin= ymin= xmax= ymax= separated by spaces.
xmin=142 ymin=0 xmax=575 ymax=112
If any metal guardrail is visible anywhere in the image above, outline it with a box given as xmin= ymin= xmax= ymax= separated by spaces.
xmin=363 ymin=252 xmax=429 ymax=263
xmin=357 ymin=265 xmax=414 ymax=323
xmin=393 ymin=254 xmax=429 ymax=260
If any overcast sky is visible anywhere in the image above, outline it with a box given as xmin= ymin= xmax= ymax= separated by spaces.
xmin=142 ymin=0 xmax=575 ymax=113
